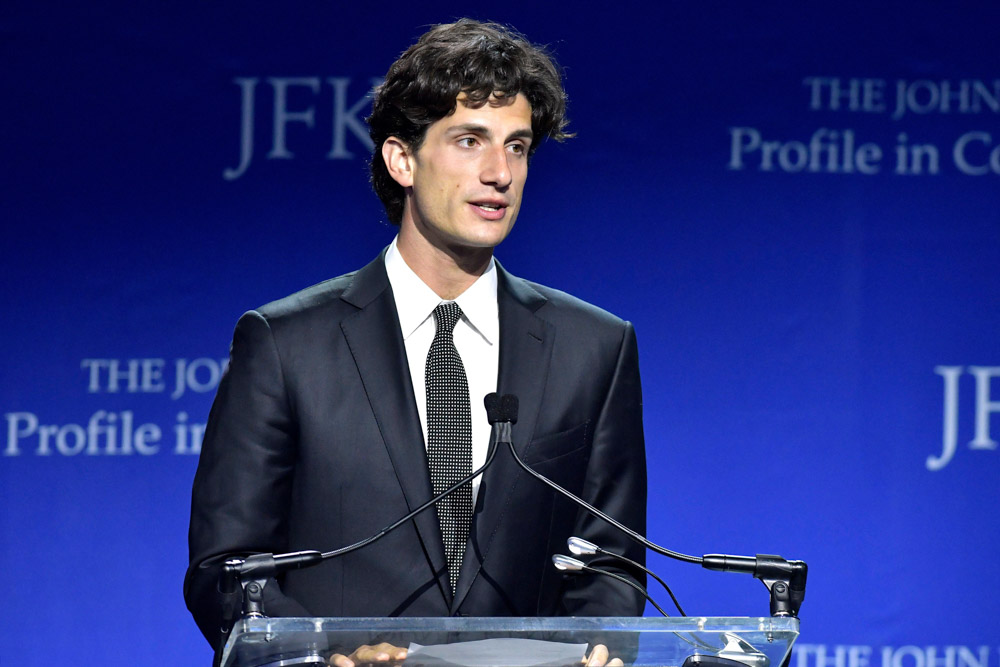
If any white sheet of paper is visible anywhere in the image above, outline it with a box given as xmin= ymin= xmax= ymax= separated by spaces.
xmin=405 ymin=637 xmax=587 ymax=667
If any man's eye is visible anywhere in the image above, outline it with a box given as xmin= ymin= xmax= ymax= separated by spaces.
xmin=508 ymin=143 xmax=526 ymax=155
xmin=458 ymin=137 xmax=478 ymax=147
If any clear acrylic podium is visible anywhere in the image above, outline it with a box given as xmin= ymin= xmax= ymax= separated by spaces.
xmin=220 ymin=616 xmax=800 ymax=667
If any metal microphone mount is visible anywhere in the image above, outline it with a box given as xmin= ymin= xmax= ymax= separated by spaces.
xmin=701 ymin=554 xmax=808 ymax=617
xmin=219 ymin=551 xmax=323 ymax=628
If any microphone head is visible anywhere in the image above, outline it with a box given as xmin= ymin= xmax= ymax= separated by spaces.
xmin=552 ymin=554 xmax=585 ymax=571
xmin=484 ymin=393 xmax=502 ymax=424
xmin=485 ymin=393 xmax=519 ymax=424
xmin=501 ymin=394 xmax=519 ymax=424
xmin=567 ymin=536 xmax=598 ymax=556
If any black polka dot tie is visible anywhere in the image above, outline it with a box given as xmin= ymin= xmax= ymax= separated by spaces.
xmin=425 ymin=302 xmax=473 ymax=595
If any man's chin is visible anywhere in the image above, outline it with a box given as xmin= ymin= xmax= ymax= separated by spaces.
xmin=448 ymin=224 xmax=516 ymax=252
xmin=445 ymin=239 xmax=502 ymax=256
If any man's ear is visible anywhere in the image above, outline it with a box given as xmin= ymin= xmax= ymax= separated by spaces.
xmin=382 ymin=137 xmax=414 ymax=188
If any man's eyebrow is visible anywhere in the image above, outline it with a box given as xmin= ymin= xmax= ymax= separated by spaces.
xmin=447 ymin=123 xmax=491 ymax=137
xmin=506 ymin=128 xmax=534 ymax=143
xmin=447 ymin=124 xmax=534 ymax=142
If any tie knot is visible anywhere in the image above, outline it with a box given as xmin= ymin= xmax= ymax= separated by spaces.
xmin=433 ymin=302 xmax=463 ymax=334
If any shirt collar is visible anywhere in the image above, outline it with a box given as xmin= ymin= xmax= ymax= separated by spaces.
xmin=385 ymin=236 xmax=499 ymax=344
xmin=454 ymin=255 xmax=499 ymax=346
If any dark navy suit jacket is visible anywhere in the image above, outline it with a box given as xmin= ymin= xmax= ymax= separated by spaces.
xmin=185 ymin=251 xmax=647 ymax=649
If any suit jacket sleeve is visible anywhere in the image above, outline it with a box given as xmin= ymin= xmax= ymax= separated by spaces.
xmin=560 ymin=321 xmax=648 ymax=617
xmin=184 ymin=310 xmax=312 ymax=649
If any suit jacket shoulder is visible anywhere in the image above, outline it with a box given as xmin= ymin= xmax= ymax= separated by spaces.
xmin=239 ymin=255 xmax=394 ymax=371
xmin=519 ymin=277 xmax=629 ymax=328
xmin=253 ymin=253 xmax=387 ymax=324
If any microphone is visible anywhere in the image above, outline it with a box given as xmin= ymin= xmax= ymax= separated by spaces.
xmin=568 ymin=536 xmax=686 ymax=616
xmin=485 ymin=392 xmax=519 ymax=424
xmin=498 ymin=394 xmax=807 ymax=617
xmin=223 ymin=550 xmax=324 ymax=582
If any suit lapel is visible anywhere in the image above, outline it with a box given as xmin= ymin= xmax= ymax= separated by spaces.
xmin=339 ymin=253 xmax=451 ymax=604
xmin=452 ymin=264 xmax=554 ymax=612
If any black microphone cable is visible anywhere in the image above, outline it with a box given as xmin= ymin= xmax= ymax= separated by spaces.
xmin=499 ymin=395 xmax=700 ymax=565
xmin=319 ymin=406 xmax=511 ymax=560
xmin=497 ymin=393 xmax=807 ymax=618
xmin=221 ymin=398 xmax=517 ymax=611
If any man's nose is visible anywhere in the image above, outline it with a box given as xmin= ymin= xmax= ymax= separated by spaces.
xmin=481 ymin=145 xmax=513 ymax=188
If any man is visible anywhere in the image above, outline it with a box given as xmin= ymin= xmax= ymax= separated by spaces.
xmin=185 ymin=18 xmax=647 ymax=660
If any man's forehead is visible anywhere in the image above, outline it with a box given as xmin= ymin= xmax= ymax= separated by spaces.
xmin=437 ymin=92 xmax=533 ymax=132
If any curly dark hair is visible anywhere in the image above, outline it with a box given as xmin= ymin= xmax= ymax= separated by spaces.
xmin=368 ymin=19 xmax=573 ymax=224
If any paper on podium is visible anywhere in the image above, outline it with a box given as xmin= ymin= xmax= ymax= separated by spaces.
xmin=405 ymin=638 xmax=588 ymax=667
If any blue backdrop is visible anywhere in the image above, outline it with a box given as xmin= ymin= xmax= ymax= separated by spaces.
xmin=3 ymin=2 xmax=999 ymax=665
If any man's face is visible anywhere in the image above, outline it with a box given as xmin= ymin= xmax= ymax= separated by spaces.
xmin=399 ymin=93 xmax=533 ymax=253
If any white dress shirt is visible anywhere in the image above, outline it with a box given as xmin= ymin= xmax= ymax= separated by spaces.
xmin=384 ymin=237 xmax=499 ymax=505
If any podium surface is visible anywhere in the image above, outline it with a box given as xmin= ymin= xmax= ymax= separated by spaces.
xmin=221 ymin=616 xmax=800 ymax=667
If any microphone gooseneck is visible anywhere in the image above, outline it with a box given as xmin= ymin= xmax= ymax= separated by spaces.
xmin=318 ymin=395 xmax=515 ymax=561
xmin=505 ymin=417 xmax=700 ymax=564
xmin=499 ymin=394 xmax=807 ymax=618
xmin=220 ymin=392 xmax=519 ymax=625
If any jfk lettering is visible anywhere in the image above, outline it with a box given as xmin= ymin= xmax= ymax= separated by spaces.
xmin=928 ymin=366 xmax=1000 ymax=471
xmin=223 ymin=76 xmax=382 ymax=180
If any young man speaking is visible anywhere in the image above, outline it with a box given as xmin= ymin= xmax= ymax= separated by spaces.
xmin=186 ymin=19 xmax=647 ymax=662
